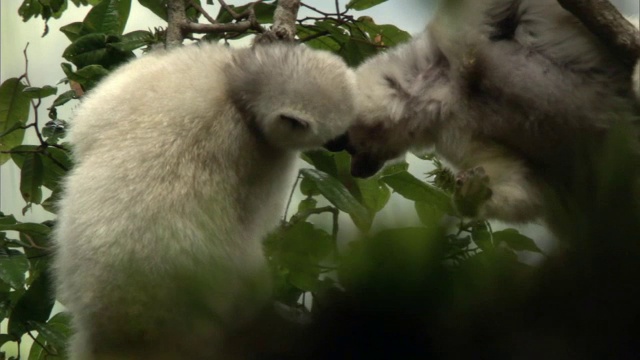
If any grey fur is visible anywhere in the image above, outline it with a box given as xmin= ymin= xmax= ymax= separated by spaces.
xmin=53 ymin=42 xmax=356 ymax=359
xmin=348 ymin=0 xmax=640 ymax=223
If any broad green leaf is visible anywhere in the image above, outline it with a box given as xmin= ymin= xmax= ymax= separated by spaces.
xmin=381 ymin=171 xmax=452 ymax=212
xmin=287 ymin=270 xmax=321 ymax=292
xmin=0 ymin=78 xmax=31 ymax=165
xmin=61 ymin=63 xmax=110 ymax=90
xmin=23 ymin=85 xmax=58 ymax=99
xmin=297 ymin=25 xmax=341 ymax=52
xmin=471 ymin=223 xmax=492 ymax=250
xmin=63 ymin=33 xmax=134 ymax=69
xmin=139 ymin=0 xmax=168 ymax=21
xmin=297 ymin=197 xmax=317 ymax=214
xmin=28 ymin=313 xmax=72 ymax=359
xmin=0 ymin=213 xmax=18 ymax=225
xmin=339 ymin=37 xmax=378 ymax=67
xmin=60 ymin=22 xmax=85 ymax=41
xmin=301 ymin=150 xmax=338 ymax=177
xmin=83 ymin=0 xmax=131 ymax=35
xmin=355 ymin=178 xmax=390 ymax=213
xmin=215 ymin=3 xmax=276 ymax=24
xmin=300 ymin=168 xmax=371 ymax=231
xmin=8 ymin=271 xmax=55 ymax=337
xmin=493 ymin=229 xmax=542 ymax=253
xmin=0 ymin=222 xmax=52 ymax=252
xmin=107 ymin=30 xmax=152 ymax=52
xmin=415 ymin=201 xmax=445 ymax=228
xmin=19 ymin=0 xmax=43 ymax=21
xmin=0 ymin=334 xmax=15 ymax=347
xmin=20 ymin=153 xmax=45 ymax=204
xmin=41 ymin=147 xmax=72 ymax=191
xmin=356 ymin=19 xmax=412 ymax=47
xmin=346 ymin=0 xmax=387 ymax=10
xmin=381 ymin=161 xmax=409 ymax=176
xmin=52 ymin=90 xmax=78 ymax=107
xmin=299 ymin=176 xmax=320 ymax=196
xmin=0 ymin=250 xmax=29 ymax=289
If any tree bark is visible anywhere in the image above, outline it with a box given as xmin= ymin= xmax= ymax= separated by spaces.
xmin=166 ymin=0 xmax=188 ymax=48
xmin=557 ymin=0 xmax=640 ymax=68
xmin=254 ymin=0 xmax=301 ymax=44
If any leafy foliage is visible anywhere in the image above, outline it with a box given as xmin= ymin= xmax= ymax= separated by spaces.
xmin=5 ymin=0 xmax=638 ymax=359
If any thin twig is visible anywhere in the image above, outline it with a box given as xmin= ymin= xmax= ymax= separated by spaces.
xmin=190 ymin=0 xmax=218 ymax=24
xmin=283 ymin=174 xmax=302 ymax=221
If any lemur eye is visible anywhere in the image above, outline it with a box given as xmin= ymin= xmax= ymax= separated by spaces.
xmin=280 ymin=115 xmax=309 ymax=130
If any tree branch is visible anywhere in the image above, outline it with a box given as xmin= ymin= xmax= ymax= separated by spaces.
xmin=557 ymin=0 xmax=640 ymax=68
xmin=255 ymin=0 xmax=301 ymax=43
xmin=184 ymin=21 xmax=254 ymax=34
xmin=166 ymin=0 xmax=188 ymax=48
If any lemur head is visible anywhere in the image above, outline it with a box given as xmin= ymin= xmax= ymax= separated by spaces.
xmin=226 ymin=43 xmax=357 ymax=150
xmin=328 ymin=30 xmax=450 ymax=178
xmin=331 ymin=42 xmax=438 ymax=178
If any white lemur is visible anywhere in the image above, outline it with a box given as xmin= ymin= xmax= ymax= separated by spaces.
xmin=53 ymin=42 xmax=356 ymax=359
xmin=338 ymin=0 xmax=640 ymax=224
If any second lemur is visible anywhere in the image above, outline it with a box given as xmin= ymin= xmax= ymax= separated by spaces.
xmin=342 ymin=0 xmax=640 ymax=224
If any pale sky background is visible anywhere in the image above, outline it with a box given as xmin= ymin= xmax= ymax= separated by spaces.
xmin=0 ymin=0 xmax=638 ymax=355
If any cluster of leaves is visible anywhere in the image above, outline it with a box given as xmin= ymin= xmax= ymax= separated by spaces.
xmin=265 ymin=147 xmax=541 ymax=315
xmin=0 ymin=0 xmax=544 ymax=359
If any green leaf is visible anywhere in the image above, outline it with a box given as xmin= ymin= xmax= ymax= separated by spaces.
xmin=339 ymin=37 xmax=378 ymax=67
xmin=297 ymin=197 xmax=317 ymax=214
xmin=20 ymin=152 xmax=45 ymax=204
xmin=301 ymin=150 xmax=338 ymax=178
xmin=0 ymin=334 xmax=16 ymax=347
xmin=28 ymin=313 xmax=72 ymax=359
xmin=355 ymin=178 xmax=390 ymax=213
xmin=493 ymin=229 xmax=542 ymax=253
xmin=300 ymin=168 xmax=371 ymax=231
xmin=63 ymin=33 xmax=134 ymax=69
xmin=0 ymin=213 xmax=18 ymax=225
xmin=355 ymin=19 xmax=412 ymax=47
xmin=107 ymin=30 xmax=152 ymax=52
xmin=139 ymin=0 xmax=168 ymax=21
xmin=471 ymin=223 xmax=493 ymax=250
xmin=346 ymin=0 xmax=388 ymax=10
xmin=216 ymin=3 xmax=276 ymax=24
xmin=23 ymin=86 xmax=58 ymax=99
xmin=0 ymin=78 xmax=31 ymax=165
xmin=83 ymin=0 xmax=131 ymax=35
xmin=60 ymin=21 xmax=85 ymax=41
xmin=0 ymin=222 xmax=52 ymax=248
xmin=52 ymin=90 xmax=78 ymax=107
xmin=380 ymin=161 xmax=409 ymax=176
xmin=11 ymin=145 xmax=73 ymax=191
xmin=0 ymin=250 xmax=30 ymax=289
xmin=299 ymin=176 xmax=320 ymax=196
xmin=297 ymin=25 xmax=341 ymax=52
xmin=287 ymin=270 xmax=321 ymax=292
xmin=19 ymin=0 xmax=43 ymax=21
xmin=61 ymin=63 xmax=110 ymax=90
xmin=8 ymin=271 xmax=55 ymax=337
xmin=415 ymin=201 xmax=445 ymax=228
xmin=381 ymin=171 xmax=452 ymax=212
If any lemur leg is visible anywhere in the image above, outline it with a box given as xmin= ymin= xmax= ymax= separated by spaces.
xmin=452 ymin=144 xmax=545 ymax=223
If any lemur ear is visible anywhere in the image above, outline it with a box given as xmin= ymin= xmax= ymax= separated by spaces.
xmin=280 ymin=114 xmax=309 ymax=130
xmin=323 ymin=132 xmax=353 ymax=153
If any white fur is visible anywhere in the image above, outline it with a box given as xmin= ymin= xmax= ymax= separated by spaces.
xmin=53 ymin=42 xmax=356 ymax=359
xmin=348 ymin=0 xmax=640 ymax=224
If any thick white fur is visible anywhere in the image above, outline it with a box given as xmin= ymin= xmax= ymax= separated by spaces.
xmin=348 ymin=0 xmax=640 ymax=223
xmin=53 ymin=42 xmax=356 ymax=359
